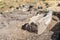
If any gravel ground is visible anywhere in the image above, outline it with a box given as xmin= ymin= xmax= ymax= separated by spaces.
xmin=0 ymin=9 xmax=60 ymax=40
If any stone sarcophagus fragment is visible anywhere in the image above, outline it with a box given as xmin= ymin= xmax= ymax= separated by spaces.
xmin=22 ymin=10 xmax=53 ymax=34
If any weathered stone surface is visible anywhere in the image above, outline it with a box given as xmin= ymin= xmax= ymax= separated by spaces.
xmin=37 ymin=11 xmax=52 ymax=34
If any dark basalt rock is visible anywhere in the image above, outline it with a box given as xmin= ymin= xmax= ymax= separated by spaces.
xmin=21 ymin=22 xmax=38 ymax=34
xmin=29 ymin=22 xmax=38 ymax=33
xmin=21 ymin=23 xmax=29 ymax=30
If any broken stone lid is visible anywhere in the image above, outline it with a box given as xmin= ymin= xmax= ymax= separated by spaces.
xmin=22 ymin=10 xmax=53 ymax=34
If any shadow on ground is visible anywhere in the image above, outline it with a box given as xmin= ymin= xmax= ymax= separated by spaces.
xmin=51 ymin=22 xmax=60 ymax=40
